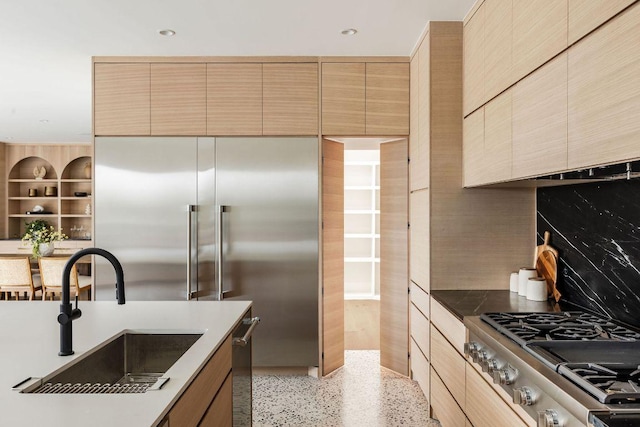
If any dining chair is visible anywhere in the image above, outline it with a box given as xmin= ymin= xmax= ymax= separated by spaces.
xmin=0 ymin=257 xmax=42 ymax=300
xmin=38 ymin=257 xmax=92 ymax=301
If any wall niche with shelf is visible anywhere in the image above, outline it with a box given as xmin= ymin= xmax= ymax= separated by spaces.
xmin=4 ymin=144 xmax=92 ymax=241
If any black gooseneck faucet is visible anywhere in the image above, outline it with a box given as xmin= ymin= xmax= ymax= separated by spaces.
xmin=58 ymin=247 xmax=125 ymax=356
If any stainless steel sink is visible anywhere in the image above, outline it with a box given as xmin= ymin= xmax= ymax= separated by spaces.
xmin=16 ymin=331 xmax=203 ymax=394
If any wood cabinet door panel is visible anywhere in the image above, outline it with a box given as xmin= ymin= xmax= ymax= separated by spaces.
xmin=410 ymin=338 xmax=429 ymax=397
xmin=410 ymin=303 xmax=430 ymax=356
xmin=263 ymin=63 xmax=318 ymax=135
xmin=207 ymin=63 xmax=262 ymax=136
xmin=430 ymin=367 xmax=467 ymax=427
xmin=568 ymin=0 xmax=635 ymax=45
xmin=409 ymin=189 xmax=429 ymax=290
xmin=484 ymin=89 xmax=512 ymax=183
xmin=198 ymin=373 xmax=233 ymax=427
xmin=462 ymin=108 xmax=484 ymax=187
xmin=151 ymin=63 xmax=206 ymax=135
xmin=484 ymin=0 xmax=512 ymax=101
xmin=94 ymin=63 xmax=150 ymax=136
xmin=321 ymin=63 xmax=365 ymax=135
xmin=430 ymin=325 xmax=465 ymax=408
xmin=513 ymin=0 xmax=567 ymax=82
xmin=568 ymin=3 xmax=640 ymax=169
xmin=463 ymin=4 xmax=484 ymax=116
xmin=410 ymin=36 xmax=431 ymax=191
xmin=513 ymin=53 xmax=568 ymax=178
xmin=366 ymin=63 xmax=409 ymax=135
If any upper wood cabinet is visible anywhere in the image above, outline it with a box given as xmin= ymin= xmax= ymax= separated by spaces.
xmin=321 ymin=63 xmax=366 ymax=135
xmin=484 ymin=0 xmax=513 ymax=101
xmin=568 ymin=0 xmax=635 ymax=45
xmin=463 ymin=3 xmax=484 ymax=116
xmin=321 ymin=62 xmax=409 ymax=136
xmin=150 ymin=63 xmax=206 ymax=136
xmin=512 ymin=0 xmax=567 ymax=83
xmin=207 ymin=63 xmax=262 ymax=136
xmin=263 ymin=63 xmax=318 ymax=136
xmin=94 ymin=63 xmax=150 ymax=136
xmin=462 ymin=108 xmax=485 ymax=187
xmin=568 ymin=2 xmax=640 ymax=169
xmin=513 ymin=53 xmax=568 ymax=179
xmin=365 ymin=63 xmax=410 ymax=135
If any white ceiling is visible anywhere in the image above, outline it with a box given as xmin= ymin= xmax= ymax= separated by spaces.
xmin=1 ymin=0 xmax=475 ymax=144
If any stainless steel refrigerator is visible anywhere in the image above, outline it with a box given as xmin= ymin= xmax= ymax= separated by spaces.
xmin=94 ymin=137 xmax=319 ymax=367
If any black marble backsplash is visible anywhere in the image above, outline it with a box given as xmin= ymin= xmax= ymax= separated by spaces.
xmin=537 ymin=179 xmax=640 ymax=329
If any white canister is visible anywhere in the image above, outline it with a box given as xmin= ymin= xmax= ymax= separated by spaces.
xmin=518 ymin=268 xmax=538 ymax=296
xmin=509 ymin=272 xmax=519 ymax=293
xmin=527 ymin=277 xmax=548 ymax=301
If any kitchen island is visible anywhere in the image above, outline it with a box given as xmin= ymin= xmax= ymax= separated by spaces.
xmin=0 ymin=300 xmax=251 ymax=426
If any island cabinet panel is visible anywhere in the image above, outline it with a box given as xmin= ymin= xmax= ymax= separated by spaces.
xmin=430 ymin=325 xmax=466 ymax=408
xmin=463 ymin=3 xmax=484 ymax=116
xmin=365 ymin=63 xmax=410 ymax=135
xmin=512 ymin=0 xmax=567 ymax=83
xmin=167 ymin=335 xmax=232 ymax=427
xmin=207 ymin=63 xmax=263 ymax=136
xmin=321 ymin=63 xmax=366 ymax=135
xmin=263 ymin=63 xmax=318 ymax=135
xmin=568 ymin=0 xmax=635 ymax=45
xmin=512 ymin=52 xmax=568 ymax=179
xmin=94 ymin=63 xmax=150 ymax=136
xmin=150 ymin=63 xmax=207 ymax=136
xmin=430 ymin=367 xmax=467 ymax=427
xmin=568 ymin=3 xmax=640 ymax=169
xmin=198 ymin=373 xmax=233 ymax=427
xmin=462 ymin=108 xmax=484 ymax=187
xmin=483 ymin=0 xmax=513 ymax=101
xmin=466 ymin=366 xmax=532 ymax=427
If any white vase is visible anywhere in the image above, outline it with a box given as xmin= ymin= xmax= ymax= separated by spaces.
xmin=38 ymin=242 xmax=55 ymax=257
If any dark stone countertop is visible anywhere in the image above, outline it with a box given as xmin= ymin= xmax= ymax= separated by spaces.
xmin=430 ymin=290 xmax=566 ymax=321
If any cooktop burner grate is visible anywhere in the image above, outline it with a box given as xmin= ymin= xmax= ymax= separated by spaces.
xmin=559 ymin=363 xmax=640 ymax=404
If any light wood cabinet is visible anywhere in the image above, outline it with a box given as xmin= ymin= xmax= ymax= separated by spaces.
xmin=366 ymin=63 xmax=410 ymax=135
xmin=512 ymin=0 xmax=567 ymax=83
xmin=94 ymin=63 xmax=150 ymax=136
xmin=409 ymin=190 xmax=429 ymax=290
xmin=431 ymin=367 xmax=467 ymax=427
xmin=463 ymin=3 xmax=484 ymax=116
xmin=167 ymin=336 xmax=232 ymax=427
xmin=431 ymin=326 xmax=466 ymax=408
xmin=484 ymin=89 xmax=512 ymax=183
xmin=263 ymin=63 xmax=318 ymax=135
xmin=207 ymin=63 xmax=263 ymax=136
xmin=150 ymin=63 xmax=207 ymax=136
xmin=466 ymin=366 xmax=531 ymax=427
xmin=484 ymin=0 xmax=513 ymax=100
xmin=321 ymin=63 xmax=366 ymax=135
xmin=410 ymin=338 xmax=430 ymax=397
xmin=410 ymin=303 xmax=430 ymax=356
xmin=512 ymin=52 xmax=568 ymax=179
xmin=198 ymin=373 xmax=233 ymax=427
xmin=410 ymin=36 xmax=431 ymax=191
xmin=5 ymin=144 xmax=92 ymax=242
xmin=568 ymin=2 xmax=640 ymax=169
xmin=462 ymin=108 xmax=484 ymax=187
xmin=568 ymin=0 xmax=635 ymax=45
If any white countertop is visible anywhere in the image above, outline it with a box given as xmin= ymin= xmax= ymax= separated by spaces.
xmin=0 ymin=300 xmax=251 ymax=427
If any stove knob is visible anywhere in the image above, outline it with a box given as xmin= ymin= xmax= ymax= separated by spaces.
xmin=537 ymin=410 xmax=562 ymax=427
xmin=513 ymin=387 xmax=535 ymax=406
xmin=463 ymin=341 xmax=480 ymax=357
xmin=493 ymin=368 xmax=516 ymax=385
xmin=476 ymin=350 xmax=489 ymax=365
xmin=484 ymin=358 xmax=499 ymax=374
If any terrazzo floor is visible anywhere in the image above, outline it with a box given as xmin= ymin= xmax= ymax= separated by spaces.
xmin=252 ymin=350 xmax=440 ymax=427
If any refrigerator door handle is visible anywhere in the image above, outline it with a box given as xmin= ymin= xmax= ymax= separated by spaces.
xmin=187 ymin=204 xmax=197 ymax=300
xmin=217 ymin=205 xmax=228 ymax=300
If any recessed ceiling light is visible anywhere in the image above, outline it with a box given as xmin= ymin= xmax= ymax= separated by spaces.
xmin=39 ymin=119 xmax=49 ymax=124
xmin=341 ymin=28 xmax=358 ymax=36
xmin=158 ymin=29 xmax=176 ymax=37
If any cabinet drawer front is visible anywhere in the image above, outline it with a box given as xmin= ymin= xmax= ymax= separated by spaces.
xmin=430 ymin=299 xmax=466 ymax=354
xmin=410 ymin=281 xmax=429 ymax=318
xmin=466 ymin=365 xmax=532 ymax=427
xmin=430 ymin=367 xmax=467 ymax=427
xmin=199 ymin=372 xmax=233 ymax=427
xmin=410 ymin=303 xmax=430 ymax=356
xmin=410 ymin=338 xmax=430 ymax=397
xmin=168 ymin=335 xmax=232 ymax=427
xmin=430 ymin=325 xmax=465 ymax=408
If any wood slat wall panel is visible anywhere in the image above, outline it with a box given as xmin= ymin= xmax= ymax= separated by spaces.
xmin=207 ymin=63 xmax=262 ymax=136
xmin=321 ymin=63 xmax=366 ymax=135
xmin=150 ymin=63 xmax=207 ymax=135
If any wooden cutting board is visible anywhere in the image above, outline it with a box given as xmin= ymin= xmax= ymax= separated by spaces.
xmin=534 ymin=231 xmax=561 ymax=302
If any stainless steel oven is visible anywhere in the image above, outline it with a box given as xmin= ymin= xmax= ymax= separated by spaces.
xmin=465 ymin=312 xmax=640 ymax=427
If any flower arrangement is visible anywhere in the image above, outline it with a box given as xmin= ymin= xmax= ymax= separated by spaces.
xmin=21 ymin=219 xmax=68 ymax=257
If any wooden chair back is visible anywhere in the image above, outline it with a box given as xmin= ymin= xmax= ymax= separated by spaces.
xmin=39 ymin=257 xmax=91 ymax=300
xmin=0 ymin=257 xmax=41 ymax=300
